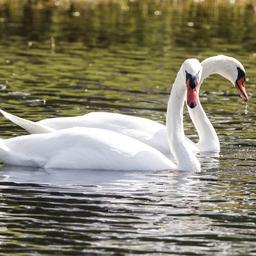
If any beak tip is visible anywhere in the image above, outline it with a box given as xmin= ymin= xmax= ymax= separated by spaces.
xmin=241 ymin=92 xmax=249 ymax=101
xmin=188 ymin=102 xmax=197 ymax=108
xmin=236 ymin=80 xmax=248 ymax=102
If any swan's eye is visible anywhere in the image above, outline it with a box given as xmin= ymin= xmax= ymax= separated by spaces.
xmin=185 ymin=71 xmax=199 ymax=89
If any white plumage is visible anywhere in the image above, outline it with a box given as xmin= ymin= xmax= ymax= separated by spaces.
xmin=0 ymin=58 xmax=203 ymax=171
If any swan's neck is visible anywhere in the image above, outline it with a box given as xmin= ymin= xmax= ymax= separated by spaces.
xmin=187 ymin=56 xmax=231 ymax=153
xmin=188 ymin=101 xmax=220 ymax=152
xmin=167 ymin=70 xmax=185 ymax=137
xmin=201 ymin=59 xmax=219 ymax=82
xmin=166 ymin=70 xmax=200 ymax=171
xmin=201 ymin=56 xmax=232 ymax=84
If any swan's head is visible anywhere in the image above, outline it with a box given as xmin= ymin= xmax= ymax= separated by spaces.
xmin=201 ymin=55 xmax=248 ymax=101
xmin=183 ymin=58 xmax=202 ymax=109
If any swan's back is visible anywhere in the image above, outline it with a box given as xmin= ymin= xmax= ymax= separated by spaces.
xmin=0 ymin=127 xmax=173 ymax=171
xmin=38 ymin=112 xmax=170 ymax=153
xmin=38 ymin=112 xmax=165 ymax=133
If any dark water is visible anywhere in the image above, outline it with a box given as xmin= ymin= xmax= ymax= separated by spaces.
xmin=0 ymin=1 xmax=256 ymax=255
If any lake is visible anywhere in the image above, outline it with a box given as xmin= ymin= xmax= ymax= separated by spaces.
xmin=0 ymin=1 xmax=255 ymax=255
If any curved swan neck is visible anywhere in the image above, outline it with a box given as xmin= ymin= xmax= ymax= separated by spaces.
xmin=167 ymin=69 xmax=185 ymax=137
xmin=188 ymin=101 xmax=219 ymax=152
xmin=166 ymin=68 xmax=200 ymax=171
xmin=201 ymin=55 xmax=234 ymax=84
xmin=187 ymin=55 xmax=237 ymax=153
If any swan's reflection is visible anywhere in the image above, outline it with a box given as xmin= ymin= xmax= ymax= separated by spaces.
xmin=0 ymin=152 xmax=219 ymax=189
xmin=0 ymin=165 xmax=200 ymax=201
xmin=0 ymin=166 xmax=152 ymax=187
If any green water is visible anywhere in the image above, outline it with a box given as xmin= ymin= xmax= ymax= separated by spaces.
xmin=0 ymin=1 xmax=255 ymax=255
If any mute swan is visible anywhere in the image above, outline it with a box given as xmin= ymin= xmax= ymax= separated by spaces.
xmin=0 ymin=59 xmax=202 ymax=171
xmin=188 ymin=55 xmax=248 ymax=152
xmin=0 ymin=55 xmax=248 ymax=155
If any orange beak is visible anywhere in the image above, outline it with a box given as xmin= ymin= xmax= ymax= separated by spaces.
xmin=186 ymin=80 xmax=199 ymax=108
xmin=236 ymin=77 xmax=248 ymax=101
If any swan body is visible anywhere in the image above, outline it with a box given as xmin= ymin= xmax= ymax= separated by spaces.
xmin=0 ymin=109 xmax=175 ymax=156
xmin=0 ymin=58 xmax=202 ymax=171
xmin=0 ymin=56 xmax=247 ymax=155
xmin=0 ymin=127 xmax=174 ymax=170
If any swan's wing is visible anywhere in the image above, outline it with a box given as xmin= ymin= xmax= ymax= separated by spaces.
xmin=84 ymin=112 xmax=171 ymax=153
xmin=38 ymin=115 xmax=88 ymax=130
xmin=0 ymin=127 xmax=174 ymax=171
xmin=39 ymin=111 xmax=165 ymax=135
xmin=0 ymin=109 xmax=171 ymax=154
xmin=39 ymin=112 xmax=171 ymax=154
xmin=0 ymin=109 xmax=54 ymax=134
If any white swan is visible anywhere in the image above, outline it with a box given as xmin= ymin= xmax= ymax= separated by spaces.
xmin=188 ymin=55 xmax=248 ymax=152
xmin=0 ymin=55 xmax=248 ymax=155
xmin=0 ymin=59 xmax=202 ymax=171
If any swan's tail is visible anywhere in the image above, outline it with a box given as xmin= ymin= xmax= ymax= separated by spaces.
xmin=0 ymin=109 xmax=54 ymax=134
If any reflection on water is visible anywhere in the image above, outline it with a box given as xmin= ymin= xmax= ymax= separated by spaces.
xmin=0 ymin=158 xmax=255 ymax=255
xmin=0 ymin=0 xmax=255 ymax=255
xmin=0 ymin=166 xmax=151 ymax=187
